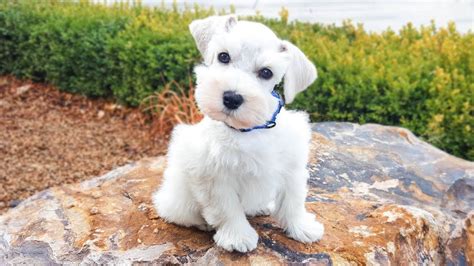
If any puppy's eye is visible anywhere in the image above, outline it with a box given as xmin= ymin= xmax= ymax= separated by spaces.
xmin=218 ymin=52 xmax=231 ymax=64
xmin=258 ymin=68 xmax=273 ymax=80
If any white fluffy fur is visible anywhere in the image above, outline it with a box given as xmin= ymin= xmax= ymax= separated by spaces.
xmin=153 ymin=15 xmax=323 ymax=252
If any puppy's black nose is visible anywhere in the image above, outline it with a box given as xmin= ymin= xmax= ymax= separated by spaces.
xmin=223 ymin=90 xmax=244 ymax=110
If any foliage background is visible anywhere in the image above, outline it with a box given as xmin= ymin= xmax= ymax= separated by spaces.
xmin=0 ymin=0 xmax=472 ymax=160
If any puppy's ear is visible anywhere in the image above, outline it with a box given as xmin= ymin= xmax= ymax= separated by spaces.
xmin=281 ymin=41 xmax=317 ymax=104
xmin=189 ymin=15 xmax=237 ymax=57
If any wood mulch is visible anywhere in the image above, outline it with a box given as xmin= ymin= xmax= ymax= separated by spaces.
xmin=0 ymin=76 xmax=167 ymax=213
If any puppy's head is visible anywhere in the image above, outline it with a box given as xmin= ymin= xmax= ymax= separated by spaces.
xmin=190 ymin=15 xmax=317 ymax=129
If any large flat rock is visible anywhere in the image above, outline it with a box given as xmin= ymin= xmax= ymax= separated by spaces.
xmin=1 ymin=122 xmax=473 ymax=265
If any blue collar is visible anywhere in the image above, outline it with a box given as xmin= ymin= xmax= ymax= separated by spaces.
xmin=229 ymin=90 xmax=284 ymax=132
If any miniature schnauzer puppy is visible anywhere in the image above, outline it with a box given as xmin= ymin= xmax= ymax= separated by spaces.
xmin=153 ymin=15 xmax=323 ymax=252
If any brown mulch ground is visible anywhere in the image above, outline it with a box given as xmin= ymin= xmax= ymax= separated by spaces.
xmin=0 ymin=76 xmax=167 ymax=213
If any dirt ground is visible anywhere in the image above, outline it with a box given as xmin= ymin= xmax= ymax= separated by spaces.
xmin=0 ymin=76 xmax=167 ymax=213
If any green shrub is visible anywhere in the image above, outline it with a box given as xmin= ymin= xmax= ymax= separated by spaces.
xmin=0 ymin=0 xmax=472 ymax=160
xmin=105 ymin=9 xmax=200 ymax=105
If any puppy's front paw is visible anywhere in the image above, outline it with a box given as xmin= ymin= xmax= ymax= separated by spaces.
xmin=286 ymin=213 xmax=324 ymax=243
xmin=214 ymin=222 xmax=258 ymax=252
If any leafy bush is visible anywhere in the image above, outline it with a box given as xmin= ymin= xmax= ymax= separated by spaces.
xmin=0 ymin=0 xmax=472 ymax=160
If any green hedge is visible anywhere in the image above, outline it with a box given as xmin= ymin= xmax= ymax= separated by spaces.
xmin=1 ymin=1 xmax=472 ymax=160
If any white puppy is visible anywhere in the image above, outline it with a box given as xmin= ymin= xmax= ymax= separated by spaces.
xmin=153 ymin=15 xmax=324 ymax=252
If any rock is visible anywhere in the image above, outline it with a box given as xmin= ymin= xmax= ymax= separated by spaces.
xmin=0 ymin=122 xmax=472 ymax=265
xmin=7 ymin=200 xmax=22 ymax=208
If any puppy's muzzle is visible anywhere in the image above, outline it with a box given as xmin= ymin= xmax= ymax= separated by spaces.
xmin=223 ymin=90 xmax=244 ymax=110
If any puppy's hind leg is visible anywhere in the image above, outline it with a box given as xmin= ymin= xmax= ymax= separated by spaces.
xmin=153 ymin=167 xmax=211 ymax=231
